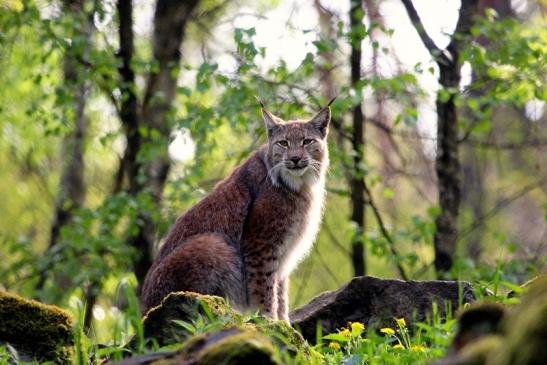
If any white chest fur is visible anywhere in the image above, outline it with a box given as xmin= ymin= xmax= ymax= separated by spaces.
xmin=278 ymin=173 xmax=326 ymax=278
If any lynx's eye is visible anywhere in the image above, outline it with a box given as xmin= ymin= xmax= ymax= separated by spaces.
xmin=277 ymin=140 xmax=289 ymax=148
xmin=303 ymin=138 xmax=314 ymax=146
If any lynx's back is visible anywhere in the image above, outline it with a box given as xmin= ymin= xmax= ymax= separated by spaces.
xmin=141 ymin=102 xmax=332 ymax=319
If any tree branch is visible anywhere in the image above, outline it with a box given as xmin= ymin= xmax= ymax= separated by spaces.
xmin=463 ymin=138 xmax=547 ymax=150
xmin=458 ymin=176 xmax=547 ymax=241
xmin=447 ymin=0 xmax=481 ymax=59
xmin=362 ymin=179 xmax=409 ymax=280
xmin=323 ymin=220 xmax=352 ymax=256
xmin=400 ymin=0 xmax=450 ymax=64
xmin=313 ymin=243 xmax=343 ymax=286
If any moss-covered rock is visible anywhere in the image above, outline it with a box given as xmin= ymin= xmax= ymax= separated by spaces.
xmin=142 ymin=291 xmax=243 ymax=346
xmin=245 ymin=316 xmax=307 ymax=352
xmin=139 ymin=291 xmax=320 ymax=363
xmin=490 ymin=274 xmax=547 ymax=365
xmin=195 ymin=328 xmax=280 ymax=365
xmin=117 ymin=327 xmax=281 ymax=365
xmin=435 ymin=274 xmax=547 ymax=365
xmin=0 ymin=290 xmax=74 ymax=364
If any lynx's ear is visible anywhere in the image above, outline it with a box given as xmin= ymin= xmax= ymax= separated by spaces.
xmin=310 ymin=96 xmax=335 ymax=137
xmin=309 ymin=106 xmax=331 ymax=137
xmin=261 ymin=105 xmax=283 ymax=137
xmin=262 ymin=109 xmax=280 ymax=135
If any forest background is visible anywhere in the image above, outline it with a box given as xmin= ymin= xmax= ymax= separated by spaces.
xmin=0 ymin=0 xmax=545 ymax=344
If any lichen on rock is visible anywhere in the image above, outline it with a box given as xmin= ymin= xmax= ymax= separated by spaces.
xmin=0 ymin=290 xmax=74 ymax=364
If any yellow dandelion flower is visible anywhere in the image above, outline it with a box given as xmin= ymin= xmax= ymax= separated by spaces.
xmin=339 ymin=328 xmax=351 ymax=337
xmin=393 ymin=343 xmax=405 ymax=350
xmin=380 ymin=327 xmax=395 ymax=336
xmin=350 ymin=322 xmax=365 ymax=332
xmin=395 ymin=317 xmax=406 ymax=328
xmin=329 ymin=341 xmax=341 ymax=350
xmin=410 ymin=345 xmax=427 ymax=353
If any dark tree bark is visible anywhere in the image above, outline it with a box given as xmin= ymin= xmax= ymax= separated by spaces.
xmin=401 ymin=0 xmax=480 ymax=275
xmin=37 ymin=0 xmax=90 ymax=291
xmin=116 ymin=0 xmax=200 ymax=292
xmin=349 ymin=0 xmax=367 ymax=277
xmin=314 ymin=0 xmax=408 ymax=280
xmin=78 ymin=2 xmax=138 ymax=327
xmin=116 ymin=0 xmax=140 ymax=195
xmin=434 ymin=61 xmax=462 ymax=273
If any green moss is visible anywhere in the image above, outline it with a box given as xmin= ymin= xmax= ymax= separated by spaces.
xmin=141 ymin=292 xmax=321 ymax=363
xmin=491 ymin=275 xmax=547 ymax=365
xmin=0 ymin=291 xmax=74 ymax=364
xmin=197 ymin=329 xmax=280 ymax=365
xmin=141 ymin=328 xmax=280 ymax=365
xmin=445 ymin=275 xmax=547 ymax=365
xmin=143 ymin=291 xmax=243 ymax=322
xmin=457 ymin=335 xmax=503 ymax=365
xmin=142 ymin=291 xmax=243 ymax=346
xmin=246 ymin=317 xmax=303 ymax=350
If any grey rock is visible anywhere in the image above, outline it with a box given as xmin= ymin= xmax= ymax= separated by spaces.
xmin=290 ymin=275 xmax=475 ymax=342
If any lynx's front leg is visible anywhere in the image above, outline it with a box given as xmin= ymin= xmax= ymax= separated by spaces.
xmin=246 ymin=257 xmax=278 ymax=319
xmin=276 ymin=276 xmax=289 ymax=321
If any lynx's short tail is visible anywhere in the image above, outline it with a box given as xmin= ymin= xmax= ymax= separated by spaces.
xmin=141 ymin=233 xmax=245 ymax=312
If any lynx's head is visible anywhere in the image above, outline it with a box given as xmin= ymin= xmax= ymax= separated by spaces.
xmin=262 ymin=102 xmax=331 ymax=192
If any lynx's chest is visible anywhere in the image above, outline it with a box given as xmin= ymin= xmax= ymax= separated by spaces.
xmin=277 ymin=175 xmax=326 ymax=277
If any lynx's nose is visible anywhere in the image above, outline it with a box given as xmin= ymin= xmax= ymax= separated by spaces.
xmin=290 ymin=156 xmax=301 ymax=165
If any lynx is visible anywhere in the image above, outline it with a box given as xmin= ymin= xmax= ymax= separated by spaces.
xmin=141 ymin=100 xmax=332 ymax=321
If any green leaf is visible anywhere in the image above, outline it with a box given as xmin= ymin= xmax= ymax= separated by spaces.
xmin=323 ymin=333 xmax=350 ymax=343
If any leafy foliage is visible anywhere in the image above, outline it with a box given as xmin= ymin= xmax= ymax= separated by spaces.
xmin=0 ymin=0 xmax=545 ymax=363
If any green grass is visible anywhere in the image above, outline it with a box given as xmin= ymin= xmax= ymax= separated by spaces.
xmin=309 ymin=305 xmax=456 ymax=365
xmin=2 ymin=257 xmax=539 ymax=364
xmin=59 ymin=289 xmax=461 ymax=365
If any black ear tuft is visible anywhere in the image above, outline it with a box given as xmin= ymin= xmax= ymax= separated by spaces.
xmin=255 ymin=95 xmax=266 ymax=109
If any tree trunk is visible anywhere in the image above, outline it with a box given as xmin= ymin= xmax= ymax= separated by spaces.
xmin=349 ymin=0 xmax=366 ymax=277
xmin=116 ymin=0 xmax=140 ymax=194
xmin=313 ymin=0 xmax=337 ymax=99
xmin=122 ymin=0 xmax=200 ymax=292
xmin=37 ymin=0 xmax=90 ymax=291
xmin=434 ymin=63 xmax=461 ymax=272
xmin=402 ymin=0 xmax=480 ymax=275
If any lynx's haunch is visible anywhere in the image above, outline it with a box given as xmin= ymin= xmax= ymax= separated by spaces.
xmin=141 ymin=102 xmax=331 ymax=321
